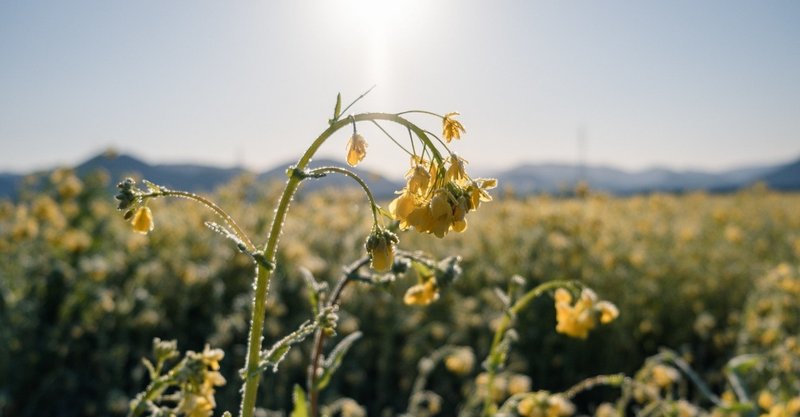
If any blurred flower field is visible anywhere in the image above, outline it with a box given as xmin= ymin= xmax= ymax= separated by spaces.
xmin=1 ymin=170 xmax=799 ymax=416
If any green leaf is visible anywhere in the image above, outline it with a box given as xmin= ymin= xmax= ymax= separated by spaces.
xmin=257 ymin=320 xmax=318 ymax=374
xmin=314 ymin=331 xmax=363 ymax=391
xmin=291 ymin=385 xmax=309 ymax=417
xmin=299 ymin=267 xmax=328 ymax=316
xmin=334 ymin=93 xmax=342 ymax=120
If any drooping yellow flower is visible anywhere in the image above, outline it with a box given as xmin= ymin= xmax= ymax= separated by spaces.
xmin=445 ymin=154 xmax=469 ymax=184
xmin=389 ymin=191 xmax=417 ymax=229
xmin=554 ymin=288 xmax=617 ymax=339
xmin=406 ymin=164 xmax=431 ymax=195
xmin=404 ymin=278 xmax=440 ymax=305
xmin=346 ymin=133 xmax=368 ymax=166
xmin=442 ymin=112 xmax=465 ymax=143
xmin=467 ymin=178 xmax=497 ymax=210
xmin=365 ymin=229 xmax=399 ymax=272
xmin=429 ymin=190 xmax=454 ymax=238
xmin=131 ymin=206 xmax=154 ymax=234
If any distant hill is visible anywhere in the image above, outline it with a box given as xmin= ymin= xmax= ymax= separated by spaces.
xmin=76 ymin=152 xmax=247 ymax=193
xmin=1 ymin=152 xmax=798 ymax=200
xmin=491 ymin=160 xmax=792 ymax=195
xmin=0 ymin=152 xmax=402 ymax=200
xmin=759 ymin=159 xmax=800 ymax=190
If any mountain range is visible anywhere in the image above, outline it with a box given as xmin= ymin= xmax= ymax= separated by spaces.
xmin=1 ymin=151 xmax=799 ymax=200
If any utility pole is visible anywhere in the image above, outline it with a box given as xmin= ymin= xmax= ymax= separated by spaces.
xmin=577 ymin=125 xmax=587 ymax=184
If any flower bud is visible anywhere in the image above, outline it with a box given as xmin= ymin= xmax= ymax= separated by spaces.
xmin=131 ymin=206 xmax=154 ymax=234
xmin=365 ymin=229 xmax=399 ymax=272
xmin=346 ymin=133 xmax=368 ymax=166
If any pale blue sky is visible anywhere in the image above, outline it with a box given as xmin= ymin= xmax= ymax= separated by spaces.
xmin=1 ymin=1 xmax=799 ymax=176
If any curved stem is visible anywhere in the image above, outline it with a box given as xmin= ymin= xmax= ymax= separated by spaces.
xmin=308 ymin=257 xmax=370 ymax=417
xmin=155 ymin=189 xmax=255 ymax=251
xmin=307 ymin=166 xmax=380 ymax=225
xmin=396 ymin=109 xmax=445 ymax=118
xmin=240 ymin=112 xmax=436 ymax=417
xmin=481 ymin=280 xmax=580 ymax=416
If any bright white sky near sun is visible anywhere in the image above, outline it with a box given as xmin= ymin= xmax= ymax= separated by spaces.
xmin=1 ymin=1 xmax=799 ymax=177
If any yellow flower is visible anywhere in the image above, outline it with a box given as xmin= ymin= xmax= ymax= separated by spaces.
xmin=445 ymin=154 xmax=469 ymax=183
xmin=651 ymin=364 xmax=680 ymax=388
xmin=442 ymin=112 xmax=465 ymax=142
xmin=758 ymin=391 xmax=774 ymax=410
xmin=346 ymin=133 xmax=368 ymax=166
xmin=554 ymin=289 xmax=597 ymax=339
xmin=389 ymin=191 xmax=417 ymax=229
xmin=406 ymin=164 xmax=432 ymax=195
xmin=508 ymin=375 xmax=532 ymax=395
xmin=365 ymin=229 xmax=398 ymax=272
xmin=467 ymin=178 xmax=496 ymax=210
xmin=547 ymin=395 xmax=576 ymax=417
xmin=518 ymin=397 xmax=538 ymax=417
xmin=596 ymin=301 xmax=619 ymax=324
xmin=404 ymin=278 xmax=439 ymax=305
xmin=444 ymin=348 xmax=475 ymax=375
xmin=131 ymin=206 xmax=154 ymax=234
xmin=429 ymin=190 xmax=454 ymax=238
xmin=178 ymin=392 xmax=215 ymax=417
xmin=198 ymin=344 xmax=225 ymax=371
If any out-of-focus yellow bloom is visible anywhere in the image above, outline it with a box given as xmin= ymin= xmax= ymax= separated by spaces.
xmin=554 ymin=288 xmax=618 ymax=339
xmin=404 ymin=278 xmax=439 ymax=305
xmin=676 ymin=399 xmax=699 ymax=417
xmin=518 ymin=397 xmax=537 ymax=417
xmin=595 ymin=403 xmax=619 ymax=417
xmin=596 ymin=301 xmax=619 ymax=324
xmin=787 ymin=397 xmax=800 ymax=414
xmin=651 ymin=364 xmax=680 ymax=388
xmin=442 ymin=112 xmax=465 ymax=142
xmin=340 ymin=399 xmax=366 ymax=417
xmin=131 ymin=206 xmax=154 ymax=234
xmin=508 ymin=374 xmax=532 ymax=395
xmin=517 ymin=393 xmax=576 ymax=417
xmin=445 ymin=348 xmax=475 ymax=375
xmin=200 ymin=344 xmax=224 ymax=371
xmin=178 ymin=392 xmax=215 ymax=417
xmin=548 ymin=395 xmax=576 ymax=417
xmin=346 ymin=133 xmax=368 ymax=166
xmin=758 ymin=391 xmax=775 ymax=410
xmin=555 ymin=288 xmax=597 ymax=339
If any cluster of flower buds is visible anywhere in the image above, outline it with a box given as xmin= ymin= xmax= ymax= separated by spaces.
xmin=115 ymin=178 xmax=154 ymax=234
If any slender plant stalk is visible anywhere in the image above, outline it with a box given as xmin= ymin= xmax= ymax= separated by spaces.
xmin=481 ymin=280 xmax=578 ymax=416
xmin=157 ymin=189 xmax=255 ymax=251
xmin=307 ymin=167 xmax=379 ymax=224
xmin=307 ymin=257 xmax=370 ymax=417
xmin=240 ymin=112 xmax=440 ymax=417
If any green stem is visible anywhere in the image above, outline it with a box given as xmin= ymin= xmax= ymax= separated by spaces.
xmin=481 ymin=280 xmax=579 ymax=416
xmin=156 ymin=189 xmax=255 ymax=251
xmin=307 ymin=166 xmax=380 ymax=225
xmin=239 ymin=112 xmax=439 ymax=417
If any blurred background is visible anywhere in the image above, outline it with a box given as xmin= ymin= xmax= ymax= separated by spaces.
xmin=1 ymin=1 xmax=799 ymax=416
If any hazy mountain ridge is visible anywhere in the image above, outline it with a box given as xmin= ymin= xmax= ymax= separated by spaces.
xmin=1 ymin=152 xmax=798 ymax=199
